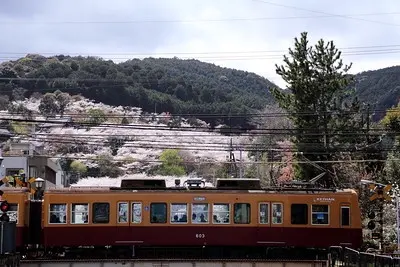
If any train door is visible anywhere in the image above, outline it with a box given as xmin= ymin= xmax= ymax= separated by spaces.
xmin=339 ymin=203 xmax=352 ymax=246
xmin=116 ymin=200 xmax=143 ymax=245
xmin=116 ymin=201 xmax=143 ymax=245
xmin=116 ymin=201 xmax=131 ymax=243
xmin=256 ymin=202 xmax=270 ymax=244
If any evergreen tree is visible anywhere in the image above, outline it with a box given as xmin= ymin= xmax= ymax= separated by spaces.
xmin=269 ymin=32 xmax=362 ymax=187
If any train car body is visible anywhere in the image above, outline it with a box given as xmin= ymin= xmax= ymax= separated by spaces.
xmin=0 ymin=187 xmax=30 ymax=249
xmin=40 ymin=178 xmax=362 ymax=258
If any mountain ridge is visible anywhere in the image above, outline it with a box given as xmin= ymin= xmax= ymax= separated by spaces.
xmin=0 ymin=54 xmax=400 ymax=124
xmin=353 ymin=65 xmax=400 ymax=120
xmin=0 ymin=55 xmax=280 ymax=128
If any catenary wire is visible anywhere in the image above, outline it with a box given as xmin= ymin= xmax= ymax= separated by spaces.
xmin=11 ymin=153 xmax=400 ymax=165
xmin=252 ymin=0 xmax=400 ymax=27
xmin=17 ymin=132 xmax=390 ymax=146
xmin=1 ymin=12 xmax=400 ymax=25
xmin=18 ymin=134 xmax=388 ymax=149
xmin=17 ymin=137 xmax=394 ymax=154
xmin=1 ymin=117 xmax=393 ymax=136
xmin=1 ymin=48 xmax=400 ymax=62
xmin=3 ymin=44 xmax=400 ymax=56
xmin=1 ymin=108 xmax=396 ymax=118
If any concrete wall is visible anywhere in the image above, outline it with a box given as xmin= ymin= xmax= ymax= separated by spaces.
xmin=0 ymin=156 xmax=65 ymax=188
xmin=47 ymin=158 xmax=64 ymax=186
xmin=0 ymin=157 xmax=28 ymax=177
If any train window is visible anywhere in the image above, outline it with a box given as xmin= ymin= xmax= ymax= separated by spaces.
xmin=312 ymin=205 xmax=329 ymax=225
xmin=71 ymin=204 xmax=89 ymax=224
xmin=212 ymin=203 xmax=230 ymax=224
xmin=291 ymin=204 xmax=308 ymax=225
xmin=234 ymin=203 xmax=250 ymax=224
xmin=259 ymin=203 xmax=269 ymax=224
xmin=192 ymin=203 xmax=209 ymax=224
xmin=132 ymin=202 xmax=142 ymax=224
xmin=272 ymin=203 xmax=283 ymax=224
xmin=118 ymin=202 xmax=128 ymax=223
xmin=341 ymin=206 xmax=350 ymax=226
xmin=49 ymin=204 xmax=67 ymax=224
xmin=150 ymin=203 xmax=167 ymax=223
xmin=92 ymin=203 xmax=110 ymax=224
xmin=170 ymin=203 xmax=188 ymax=223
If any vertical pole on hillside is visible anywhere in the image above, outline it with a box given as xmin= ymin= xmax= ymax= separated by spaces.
xmin=380 ymin=197 xmax=384 ymax=251
xmin=269 ymin=138 xmax=274 ymax=187
xmin=256 ymin=151 xmax=260 ymax=179
xmin=366 ymin=104 xmax=370 ymax=143
xmin=0 ymin=149 xmax=3 ymax=178
xmin=397 ymin=196 xmax=400 ymax=252
xmin=239 ymin=148 xmax=243 ymax=179
xmin=229 ymin=138 xmax=234 ymax=178
xmin=270 ymin=150 xmax=274 ymax=187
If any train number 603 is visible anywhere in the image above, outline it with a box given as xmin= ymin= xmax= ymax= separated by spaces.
xmin=195 ymin=233 xmax=205 ymax=238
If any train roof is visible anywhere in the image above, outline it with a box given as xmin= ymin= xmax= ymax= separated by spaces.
xmin=0 ymin=187 xmax=30 ymax=193
xmin=44 ymin=178 xmax=358 ymax=195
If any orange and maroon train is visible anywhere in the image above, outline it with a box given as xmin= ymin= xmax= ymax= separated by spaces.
xmin=0 ymin=178 xmax=363 ymax=259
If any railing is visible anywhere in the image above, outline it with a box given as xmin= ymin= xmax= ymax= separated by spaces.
xmin=330 ymin=247 xmax=400 ymax=267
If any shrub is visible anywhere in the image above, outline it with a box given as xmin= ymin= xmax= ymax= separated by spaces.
xmin=70 ymin=160 xmax=88 ymax=175
xmin=157 ymin=149 xmax=186 ymax=176
xmin=87 ymin=108 xmax=107 ymax=126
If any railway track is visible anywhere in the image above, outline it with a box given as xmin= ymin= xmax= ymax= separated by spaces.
xmin=19 ymin=258 xmax=329 ymax=267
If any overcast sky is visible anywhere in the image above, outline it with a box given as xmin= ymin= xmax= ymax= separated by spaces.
xmin=1 ymin=0 xmax=400 ymax=88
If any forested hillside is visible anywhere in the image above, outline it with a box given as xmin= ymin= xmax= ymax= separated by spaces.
xmin=2 ymin=54 xmax=400 ymax=126
xmin=0 ymin=55 xmax=278 ymax=128
xmin=354 ymin=66 xmax=400 ymax=120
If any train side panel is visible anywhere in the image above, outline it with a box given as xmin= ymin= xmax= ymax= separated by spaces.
xmin=1 ymin=188 xmax=30 ymax=248
xmin=42 ymin=189 xmax=362 ymax=250
xmin=256 ymin=190 xmax=362 ymax=249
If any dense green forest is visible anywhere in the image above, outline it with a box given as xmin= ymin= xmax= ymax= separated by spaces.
xmin=354 ymin=66 xmax=400 ymax=121
xmin=1 ymin=54 xmax=399 ymax=126
xmin=0 ymin=54 xmax=278 ymax=128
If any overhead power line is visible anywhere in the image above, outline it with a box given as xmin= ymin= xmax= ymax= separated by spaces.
xmin=1 ymin=105 xmax=397 ymax=118
xmin=22 ymin=132 xmax=390 ymax=141
xmin=1 ymin=12 xmax=399 ymax=25
xmin=0 ymin=115 xmax=393 ymax=135
xmin=1 ymin=45 xmax=400 ymax=60
xmin=19 ymin=135 xmax=393 ymax=154
xmin=1 ymin=48 xmax=400 ymax=62
xmin=14 ymin=153 xmax=400 ymax=165
xmin=252 ymin=0 xmax=400 ymax=27
xmin=2 ymin=44 xmax=400 ymax=56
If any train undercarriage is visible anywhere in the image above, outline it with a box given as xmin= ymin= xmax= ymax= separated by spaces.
xmin=21 ymin=245 xmax=331 ymax=260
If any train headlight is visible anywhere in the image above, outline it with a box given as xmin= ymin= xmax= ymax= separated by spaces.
xmin=0 ymin=201 xmax=9 ymax=213
xmin=0 ymin=201 xmax=10 ymax=222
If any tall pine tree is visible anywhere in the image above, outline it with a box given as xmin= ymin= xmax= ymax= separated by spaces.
xmin=270 ymin=32 xmax=364 ymax=187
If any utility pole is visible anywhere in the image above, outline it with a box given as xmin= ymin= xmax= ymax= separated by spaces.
xmin=268 ymin=138 xmax=275 ymax=187
xmin=270 ymin=150 xmax=274 ymax=186
xmin=366 ymin=103 xmax=370 ymax=143
xmin=380 ymin=197 xmax=384 ymax=251
xmin=228 ymin=138 xmax=237 ymax=178
xmin=256 ymin=151 xmax=260 ymax=179
xmin=367 ymin=182 xmax=392 ymax=252
xmin=397 ymin=197 xmax=400 ymax=252
xmin=239 ymin=148 xmax=243 ymax=178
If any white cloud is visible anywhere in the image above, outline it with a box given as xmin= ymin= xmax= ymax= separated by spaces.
xmin=0 ymin=0 xmax=399 ymax=88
